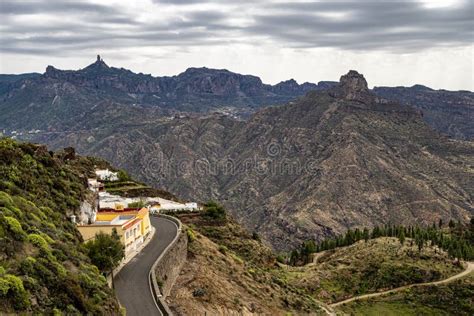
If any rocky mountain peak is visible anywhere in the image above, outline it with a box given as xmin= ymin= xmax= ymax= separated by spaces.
xmin=339 ymin=70 xmax=368 ymax=92
xmin=85 ymin=55 xmax=109 ymax=70
xmin=44 ymin=65 xmax=62 ymax=78
xmin=329 ymin=70 xmax=374 ymax=103
xmin=45 ymin=65 xmax=57 ymax=73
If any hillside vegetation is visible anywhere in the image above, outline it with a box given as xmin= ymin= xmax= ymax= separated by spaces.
xmin=167 ymin=210 xmax=326 ymax=315
xmin=285 ymin=237 xmax=463 ymax=304
xmin=0 ymin=139 xmax=120 ymax=314
xmin=339 ymin=274 xmax=474 ymax=316
xmin=166 ymin=207 xmax=472 ymax=315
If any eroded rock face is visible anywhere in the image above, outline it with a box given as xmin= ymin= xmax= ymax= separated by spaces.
xmin=340 ymin=70 xmax=369 ymax=92
xmin=329 ymin=70 xmax=375 ymax=104
xmin=374 ymin=85 xmax=474 ymax=139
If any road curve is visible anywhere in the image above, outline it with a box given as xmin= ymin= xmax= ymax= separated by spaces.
xmin=115 ymin=216 xmax=178 ymax=316
xmin=331 ymin=261 xmax=474 ymax=307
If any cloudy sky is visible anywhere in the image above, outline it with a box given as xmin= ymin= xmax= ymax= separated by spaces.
xmin=0 ymin=0 xmax=473 ymax=90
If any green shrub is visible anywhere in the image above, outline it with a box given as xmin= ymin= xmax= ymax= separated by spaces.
xmin=51 ymin=261 xmax=67 ymax=278
xmin=0 ymin=140 xmax=120 ymax=313
xmin=186 ymin=228 xmax=196 ymax=242
xmin=192 ymin=287 xmax=206 ymax=297
xmin=0 ymin=274 xmax=30 ymax=309
xmin=28 ymin=233 xmax=50 ymax=252
xmin=84 ymin=231 xmax=124 ymax=273
xmin=204 ymin=201 xmax=227 ymax=221
xmin=20 ymin=257 xmax=37 ymax=275
xmin=0 ymin=191 xmax=14 ymax=207
xmin=127 ymin=200 xmax=146 ymax=208
xmin=40 ymin=232 xmax=55 ymax=244
xmin=4 ymin=216 xmax=26 ymax=240
xmin=218 ymin=245 xmax=228 ymax=255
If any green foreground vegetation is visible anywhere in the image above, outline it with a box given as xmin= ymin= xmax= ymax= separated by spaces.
xmin=0 ymin=138 xmax=120 ymax=314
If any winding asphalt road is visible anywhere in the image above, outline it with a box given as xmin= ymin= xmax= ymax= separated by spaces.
xmin=115 ymin=216 xmax=178 ymax=316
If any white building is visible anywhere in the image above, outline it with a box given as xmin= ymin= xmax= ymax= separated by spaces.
xmin=95 ymin=169 xmax=119 ymax=182
xmin=153 ymin=199 xmax=199 ymax=212
xmin=87 ymin=178 xmax=104 ymax=192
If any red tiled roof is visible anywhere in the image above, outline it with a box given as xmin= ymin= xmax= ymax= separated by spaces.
xmin=123 ymin=218 xmax=141 ymax=230
xmin=98 ymin=207 xmax=142 ymax=213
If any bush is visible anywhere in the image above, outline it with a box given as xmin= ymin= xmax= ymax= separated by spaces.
xmin=186 ymin=228 xmax=196 ymax=242
xmin=127 ymin=200 xmax=146 ymax=208
xmin=4 ymin=216 xmax=25 ymax=240
xmin=28 ymin=233 xmax=50 ymax=252
xmin=192 ymin=287 xmax=207 ymax=297
xmin=0 ymin=140 xmax=121 ymax=313
xmin=0 ymin=191 xmax=14 ymax=207
xmin=0 ymin=274 xmax=30 ymax=309
xmin=204 ymin=201 xmax=227 ymax=221
xmin=117 ymin=170 xmax=130 ymax=182
xmin=84 ymin=230 xmax=124 ymax=273
xmin=20 ymin=257 xmax=37 ymax=275
xmin=218 ymin=245 xmax=228 ymax=255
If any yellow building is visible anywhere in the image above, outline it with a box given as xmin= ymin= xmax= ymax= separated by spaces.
xmin=77 ymin=207 xmax=151 ymax=256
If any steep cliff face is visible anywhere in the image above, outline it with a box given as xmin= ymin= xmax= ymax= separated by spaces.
xmin=36 ymin=71 xmax=474 ymax=251
xmin=218 ymin=71 xmax=473 ymax=249
xmin=374 ymin=85 xmax=474 ymax=140
xmin=0 ymin=57 xmax=329 ymax=130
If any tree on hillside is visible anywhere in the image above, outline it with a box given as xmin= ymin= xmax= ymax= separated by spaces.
xmin=415 ymin=234 xmax=424 ymax=253
xmin=85 ymin=229 xmax=124 ymax=274
xmin=301 ymin=240 xmax=316 ymax=264
xmin=204 ymin=201 xmax=227 ymax=221
xmin=398 ymin=230 xmax=406 ymax=245
xmin=117 ymin=169 xmax=130 ymax=182
xmin=363 ymin=228 xmax=370 ymax=243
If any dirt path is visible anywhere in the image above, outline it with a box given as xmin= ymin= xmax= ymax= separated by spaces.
xmin=331 ymin=261 xmax=474 ymax=308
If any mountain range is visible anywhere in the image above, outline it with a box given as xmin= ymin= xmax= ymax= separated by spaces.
xmin=1 ymin=58 xmax=473 ymax=250
xmin=1 ymin=56 xmax=473 ymax=139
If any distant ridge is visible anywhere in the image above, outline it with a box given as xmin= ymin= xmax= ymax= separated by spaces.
xmin=1 ymin=56 xmax=472 ymax=139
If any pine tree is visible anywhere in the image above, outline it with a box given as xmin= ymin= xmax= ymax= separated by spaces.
xmin=363 ymin=228 xmax=370 ymax=243
xmin=398 ymin=230 xmax=406 ymax=245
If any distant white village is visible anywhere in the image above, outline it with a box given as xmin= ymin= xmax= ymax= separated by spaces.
xmin=75 ymin=168 xmax=199 ymax=257
xmin=91 ymin=168 xmax=199 ymax=213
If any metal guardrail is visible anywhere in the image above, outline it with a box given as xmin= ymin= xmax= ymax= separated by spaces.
xmin=148 ymin=214 xmax=183 ymax=316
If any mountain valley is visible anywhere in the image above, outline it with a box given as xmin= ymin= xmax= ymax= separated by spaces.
xmin=5 ymin=67 xmax=470 ymax=251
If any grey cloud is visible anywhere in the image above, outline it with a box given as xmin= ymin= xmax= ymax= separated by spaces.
xmin=0 ymin=0 xmax=121 ymax=15
xmin=248 ymin=0 xmax=474 ymax=51
xmin=1 ymin=0 xmax=473 ymax=56
xmin=152 ymin=0 xmax=258 ymax=5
